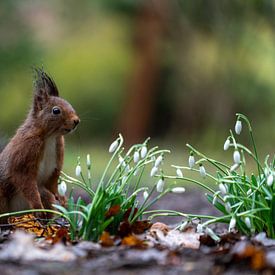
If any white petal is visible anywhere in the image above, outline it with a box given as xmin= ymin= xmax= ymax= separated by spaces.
xmin=176 ymin=168 xmax=183 ymax=178
xmin=86 ymin=154 xmax=91 ymax=168
xmin=219 ymin=183 xmax=227 ymax=195
xmin=223 ymin=139 xmax=230 ymax=151
xmin=143 ymin=191 xmax=149 ymax=201
xmin=133 ymin=151 xmax=139 ymax=163
xmin=171 ymin=187 xmax=186 ymax=193
xmin=205 ymin=227 xmax=220 ymax=242
xmin=75 ymin=165 xmax=81 ymax=177
xmin=229 ymin=217 xmax=236 ymax=231
xmin=235 ymin=120 xmax=242 ymax=135
xmin=188 ymin=155 xmax=195 ymax=168
xmin=141 ymin=146 xmax=148 ymax=158
xmin=155 ymin=155 xmax=163 ymax=168
xmin=197 ymin=224 xmax=204 ymax=234
xmin=233 ymin=151 xmax=241 ymax=164
xmin=199 ymin=165 xmax=206 ymax=178
xmin=58 ymin=181 xmax=67 ymax=196
xmin=244 ymin=217 xmax=251 ymax=229
xmin=267 ymin=174 xmax=274 ymax=186
xmin=156 ymin=179 xmax=165 ymax=192
xmin=230 ymin=163 xmax=240 ymax=172
xmin=109 ymin=139 xmax=119 ymax=153
xmin=150 ymin=166 xmax=158 ymax=177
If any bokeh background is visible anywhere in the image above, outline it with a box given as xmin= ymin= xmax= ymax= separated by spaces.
xmin=0 ymin=0 xmax=274 ymax=175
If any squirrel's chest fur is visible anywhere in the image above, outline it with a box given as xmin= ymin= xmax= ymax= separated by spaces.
xmin=38 ymin=137 xmax=57 ymax=185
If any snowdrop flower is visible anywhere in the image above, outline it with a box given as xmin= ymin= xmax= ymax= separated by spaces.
xmin=150 ymin=166 xmax=158 ymax=177
xmin=235 ymin=119 xmax=242 ymax=135
xmin=233 ymin=150 xmax=241 ymax=164
xmin=179 ymin=221 xmax=188 ymax=231
xmin=176 ymin=168 xmax=183 ymax=178
xmin=205 ymin=227 xmax=220 ymax=242
xmin=229 ymin=217 xmax=236 ymax=231
xmin=58 ymin=181 xmax=67 ymax=196
xmin=141 ymin=146 xmax=147 ymax=158
xmin=223 ymin=138 xmax=230 ymax=151
xmin=155 ymin=155 xmax=163 ymax=168
xmin=156 ymin=178 xmax=165 ymax=192
xmin=230 ymin=163 xmax=240 ymax=172
xmin=109 ymin=139 xmax=119 ymax=153
xmin=188 ymin=153 xmax=195 ymax=168
xmin=171 ymin=187 xmax=186 ymax=193
xmin=225 ymin=202 xmax=231 ymax=213
xmin=244 ymin=217 xmax=251 ymax=229
xmin=86 ymin=154 xmax=91 ymax=169
xmin=267 ymin=174 xmax=274 ymax=187
xmin=119 ymin=156 xmax=126 ymax=167
xmin=247 ymin=189 xmax=252 ymax=195
xmin=199 ymin=164 xmax=206 ymax=178
xmin=133 ymin=151 xmax=139 ymax=163
xmin=75 ymin=164 xmax=81 ymax=177
xmin=143 ymin=190 xmax=149 ymax=201
xmin=212 ymin=196 xmax=217 ymax=205
xmin=197 ymin=224 xmax=204 ymax=234
xmin=219 ymin=183 xmax=227 ymax=195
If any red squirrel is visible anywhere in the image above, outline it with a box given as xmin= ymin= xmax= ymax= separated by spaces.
xmin=0 ymin=69 xmax=79 ymax=220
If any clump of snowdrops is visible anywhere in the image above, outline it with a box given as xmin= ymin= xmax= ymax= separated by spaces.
xmin=56 ymin=135 xmax=184 ymax=241
xmin=147 ymin=114 xmax=274 ymax=240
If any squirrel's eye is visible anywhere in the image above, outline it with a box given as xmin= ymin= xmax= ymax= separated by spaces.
xmin=52 ymin=106 xmax=61 ymax=115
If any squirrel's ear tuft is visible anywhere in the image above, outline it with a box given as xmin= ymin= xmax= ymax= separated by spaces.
xmin=33 ymin=68 xmax=59 ymax=97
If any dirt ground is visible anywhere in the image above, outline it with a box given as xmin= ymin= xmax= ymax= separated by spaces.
xmin=0 ymin=188 xmax=273 ymax=275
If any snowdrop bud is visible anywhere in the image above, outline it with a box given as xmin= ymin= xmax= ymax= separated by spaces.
xmin=150 ymin=166 xmax=158 ymax=177
xmin=230 ymin=163 xmax=240 ymax=172
xmin=155 ymin=155 xmax=163 ymax=168
xmin=171 ymin=187 xmax=186 ymax=193
xmin=233 ymin=150 xmax=241 ymax=164
xmin=235 ymin=120 xmax=242 ymax=135
xmin=267 ymin=174 xmax=274 ymax=187
xmin=225 ymin=202 xmax=231 ymax=213
xmin=86 ymin=154 xmax=91 ymax=169
xmin=179 ymin=221 xmax=188 ymax=231
xmin=58 ymin=181 xmax=67 ymax=196
xmin=229 ymin=217 xmax=236 ymax=231
xmin=143 ymin=190 xmax=149 ymax=201
xmin=197 ymin=224 xmax=204 ymax=234
xmin=212 ymin=196 xmax=217 ymax=205
xmin=141 ymin=146 xmax=147 ymax=158
xmin=176 ymin=168 xmax=183 ymax=178
xmin=244 ymin=217 xmax=251 ymax=229
xmin=219 ymin=183 xmax=227 ymax=195
xmin=188 ymin=153 xmax=195 ymax=168
xmin=133 ymin=151 xmax=139 ymax=163
xmin=199 ymin=164 xmax=206 ymax=178
xmin=247 ymin=189 xmax=252 ymax=195
xmin=223 ymin=139 xmax=230 ymax=151
xmin=156 ymin=178 xmax=165 ymax=192
xmin=109 ymin=139 xmax=119 ymax=153
xmin=75 ymin=164 xmax=81 ymax=177
xmin=205 ymin=227 xmax=220 ymax=242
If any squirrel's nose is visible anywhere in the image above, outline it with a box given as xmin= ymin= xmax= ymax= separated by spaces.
xmin=73 ymin=118 xmax=80 ymax=127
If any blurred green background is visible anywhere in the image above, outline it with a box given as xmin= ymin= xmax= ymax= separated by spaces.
xmin=0 ymin=0 xmax=274 ymax=177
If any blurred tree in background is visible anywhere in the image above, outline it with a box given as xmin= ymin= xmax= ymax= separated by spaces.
xmin=0 ymin=0 xmax=274 ymax=152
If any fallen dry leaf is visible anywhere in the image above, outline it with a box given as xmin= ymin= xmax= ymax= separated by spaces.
xmin=121 ymin=234 xmax=147 ymax=248
xmin=150 ymin=222 xmax=170 ymax=236
xmin=105 ymin=205 xmax=121 ymax=218
xmin=100 ymin=231 xmax=114 ymax=247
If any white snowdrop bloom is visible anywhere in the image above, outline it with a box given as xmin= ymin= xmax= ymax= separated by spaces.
xmin=235 ymin=120 xmax=242 ymax=135
xmin=223 ymin=139 xmax=230 ymax=151
xmin=197 ymin=224 xmax=204 ymax=234
xmin=205 ymin=227 xmax=220 ymax=242
xmin=75 ymin=164 xmax=81 ymax=177
xmin=109 ymin=139 xmax=119 ymax=153
xmin=176 ymin=168 xmax=183 ymax=178
xmin=156 ymin=178 xmax=165 ymax=192
xmin=86 ymin=154 xmax=91 ymax=169
xmin=219 ymin=183 xmax=227 ymax=195
xmin=225 ymin=202 xmax=231 ymax=213
xmin=58 ymin=181 xmax=67 ymax=196
xmin=188 ymin=154 xmax=195 ymax=168
xmin=141 ymin=146 xmax=148 ymax=158
xmin=247 ymin=189 xmax=252 ymax=195
xmin=267 ymin=174 xmax=274 ymax=187
xmin=171 ymin=187 xmax=186 ymax=194
xmin=212 ymin=196 xmax=217 ymax=205
xmin=230 ymin=163 xmax=240 ymax=172
xmin=155 ymin=155 xmax=163 ymax=168
xmin=88 ymin=170 xmax=91 ymax=180
xmin=119 ymin=156 xmax=126 ymax=167
xmin=179 ymin=221 xmax=188 ymax=231
xmin=133 ymin=151 xmax=139 ymax=163
xmin=233 ymin=150 xmax=241 ymax=164
xmin=244 ymin=217 xmax=251 ymax=229
xmin=229 ymin=217 xmax=236 ymax=231
xmin=143 ymin=190 xmax=149 ymax=201
xmin=199 ymin=164 xmax=206 ymax=178
xmin=150 ymin=166 xmax=158 ymax=177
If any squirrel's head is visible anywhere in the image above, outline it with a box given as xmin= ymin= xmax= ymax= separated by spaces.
xmin=32 ymin=68 xmax=80 ymax=136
